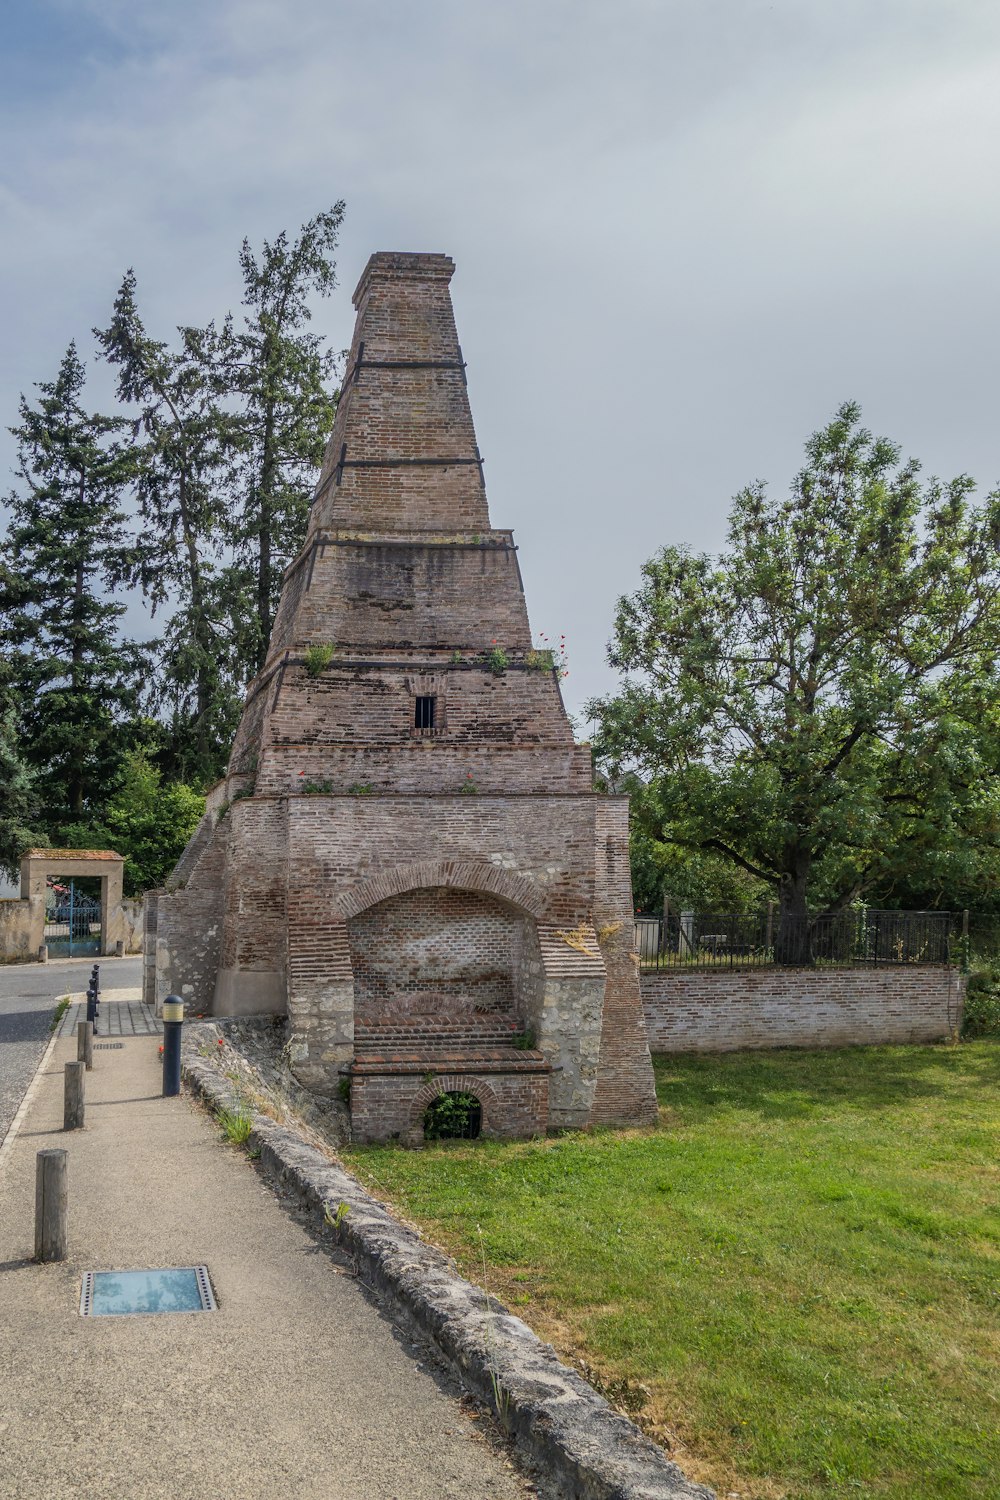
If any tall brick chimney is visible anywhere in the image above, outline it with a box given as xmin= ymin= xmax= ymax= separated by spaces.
xmin=146 ymin=251 xmax=657 ymax=1141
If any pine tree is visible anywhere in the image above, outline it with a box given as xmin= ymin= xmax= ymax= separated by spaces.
xmin=95 ymin=274 xmax=239 ymax=783
xmin=0 ymin=344 xmax=145 ymax=830
xmin=217 ymin=205 xmax=344 ymax=672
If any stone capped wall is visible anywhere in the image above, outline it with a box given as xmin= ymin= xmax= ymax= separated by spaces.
xmin=640 ymin=966 xmax=965 ymax=1052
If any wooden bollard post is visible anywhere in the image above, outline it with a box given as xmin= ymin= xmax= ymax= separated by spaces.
xmin=77 ymin=1019 xmax=94 ymax=1070
xmin=35 ymin=1149 xmax=68 ymax=1262
xmin=64 ymin=1060 xmax=85 ymax=1131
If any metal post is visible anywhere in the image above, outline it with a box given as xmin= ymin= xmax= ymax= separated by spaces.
xmin=162 ymin=995 xmax=184 ymax=1097
xmin=63 ymin=1060 xmax=85 ymax=1131
xmin=35 ymin=1149 xmax=68 ymax=1262
xmin=77 ymin=1019 xmax=93 ymax=1070
xmin=766 ymin=901 xmax=775 ymax=955
xmin=85 ymin=981 xmax=98 ymax=1035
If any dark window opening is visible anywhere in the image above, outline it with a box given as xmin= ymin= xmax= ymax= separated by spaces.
xmin=423 ymin=1091 xmax=482 ymax=1141
xmin=415 ymin=694 xmax=436 ymax=730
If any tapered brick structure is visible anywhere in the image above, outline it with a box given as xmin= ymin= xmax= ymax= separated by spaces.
xmin=145 ymin=252 xmax=657 ymax=1140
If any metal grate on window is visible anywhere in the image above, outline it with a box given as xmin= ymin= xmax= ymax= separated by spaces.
xmin=415 ymin=695 xmax=436 ymax=730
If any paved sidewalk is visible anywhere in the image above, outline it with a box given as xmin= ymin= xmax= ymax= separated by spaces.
xmin=0 ymin=1033 xmax=528 ymax=1500
xmin=57 ymin=986 xmax=162 ymax=1037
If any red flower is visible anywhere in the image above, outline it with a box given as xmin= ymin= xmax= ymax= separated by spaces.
xmin=217 ymin=1038 xmax=225 ymax=1048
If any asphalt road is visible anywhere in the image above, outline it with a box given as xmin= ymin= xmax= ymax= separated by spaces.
xmin=0 ymin=955 xmax=142 ymax=1146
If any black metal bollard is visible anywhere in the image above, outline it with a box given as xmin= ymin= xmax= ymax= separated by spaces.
xmin=162 ymin=996 xmax=183 ymax=1097
xmin=85 ymin=980 xmax=98 ymax=1035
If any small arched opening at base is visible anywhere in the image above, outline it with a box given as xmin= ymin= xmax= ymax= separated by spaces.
xmin=423 ymin=1090 xmax=483 ymax=1141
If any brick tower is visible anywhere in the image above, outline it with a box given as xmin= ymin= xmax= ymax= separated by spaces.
xmin=145 ymin=252 xmax=657 ymax=1140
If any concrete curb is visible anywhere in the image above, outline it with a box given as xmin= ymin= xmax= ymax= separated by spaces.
xmin=182 ymin=1028 xmax=714 ymax=1500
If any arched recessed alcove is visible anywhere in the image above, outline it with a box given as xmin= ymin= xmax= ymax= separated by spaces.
xmin=347 ymin=885 xmax=539 ymax=1053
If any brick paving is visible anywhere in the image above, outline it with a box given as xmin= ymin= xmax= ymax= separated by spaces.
xmin=57 ymin=989 xmax=161 ymax=1038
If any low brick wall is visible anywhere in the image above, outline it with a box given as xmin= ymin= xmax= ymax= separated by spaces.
xmin=640 ymin=966 xmax=964 ymax=1052
xmin=350 ymin=1062 xmax=550 ymax=1145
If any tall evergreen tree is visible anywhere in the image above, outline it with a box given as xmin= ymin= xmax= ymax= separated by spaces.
xmin=217 ymin=204 xmax=344 ymax=672
xmin=0 ymin=660 xmax=38 ymax=878
xmin=94 ymin=274 xmax=238 ymax=783
xmin=0 ymin=344 xmax=143 ymax=829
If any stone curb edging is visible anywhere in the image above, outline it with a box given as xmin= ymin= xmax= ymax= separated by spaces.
xmin=181 ymin=1028 xmax=714 ymax=1500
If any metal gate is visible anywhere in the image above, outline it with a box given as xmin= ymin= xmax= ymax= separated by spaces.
xmin=44 ymin=884 xmax=102 ymax=958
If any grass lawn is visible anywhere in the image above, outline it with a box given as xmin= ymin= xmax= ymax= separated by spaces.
xmin=343 ymin=1043 xmax=1000 ymax=1500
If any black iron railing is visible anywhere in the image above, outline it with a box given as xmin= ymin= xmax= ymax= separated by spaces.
xmin=635 ymin=909 xmax=954 ymax=969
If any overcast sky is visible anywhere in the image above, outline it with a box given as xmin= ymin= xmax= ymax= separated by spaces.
xmin=2 ymin=0 xmax=999 ymax=724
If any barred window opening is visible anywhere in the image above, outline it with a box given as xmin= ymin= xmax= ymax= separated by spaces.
xmin=415 ymin=695 xmax=436 ymax=730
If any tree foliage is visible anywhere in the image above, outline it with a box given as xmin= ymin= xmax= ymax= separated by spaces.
xmin=94 ymin=274 xmax=238 ymax=785
xmin=590 ymin=403 xmax=1000 ymax=927
xmin=0 ymin=343 xmax=146 ymax=825
xmin=61 ymin=750 xmax=204 ymax=896
xmin=217 ymin=204 xmax=345 ymax=672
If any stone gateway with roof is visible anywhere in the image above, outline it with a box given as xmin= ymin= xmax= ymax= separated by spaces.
xmin=145 ymin=252 xmax=657 ymax=1142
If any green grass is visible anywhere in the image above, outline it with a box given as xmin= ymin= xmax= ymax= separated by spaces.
xmin=216 ymin=1102 xmax=254 ymax=1145
xmin=49 ymin=995 xmax=71 ymax=1033
xmin=344 ymin=1043 xmax=1000 ymax=1500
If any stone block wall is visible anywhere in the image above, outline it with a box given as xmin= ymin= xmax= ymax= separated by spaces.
xmin=640 ymin=966 xmax=965 ymax=1052
xmin=0 ymin=899 xmax=35 ymax=961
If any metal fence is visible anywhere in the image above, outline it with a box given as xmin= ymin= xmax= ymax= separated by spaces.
xmin=635 ymin=909 xmax=954 ymax=969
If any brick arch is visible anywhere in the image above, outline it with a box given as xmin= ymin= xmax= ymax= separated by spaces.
xmin=410 ymin=1074 xmax=501 ymax=1136
xmin=336 ymin=860 xmax=546 ymax=921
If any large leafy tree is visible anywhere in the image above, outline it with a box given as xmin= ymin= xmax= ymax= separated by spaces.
xmin=218 ymin=204 xmax=344 ymax=672
xmin=0 ymin=343 xmax=145 ymax=826
xmin=61 ymin=749 xmax=204 ymax=895
xmin=589 ymin=403 xmax=1000 ymax=936
xmin=94 ymin=274 xmax=238 ymax=785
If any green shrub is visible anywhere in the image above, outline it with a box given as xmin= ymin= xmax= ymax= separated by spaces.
xmin=423 ymin=1091 xmax=481 ymax=1140
xmin=303 ymin=643 xmax=336 ymax=677
xmin=962 ymin=968 xmax=1000 ymax=1037
xmin=485 ymin=646 xmax=508 ymax=675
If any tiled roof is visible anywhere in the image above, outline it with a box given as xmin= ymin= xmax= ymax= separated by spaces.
xmin=26 ymin=849 xmax=124 ymax=861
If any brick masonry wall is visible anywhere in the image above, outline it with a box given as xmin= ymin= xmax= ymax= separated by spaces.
xmin=349 ymin=885 xmax=523 ymax=1050
xmin=350 ymin=1066 xmax=550 ymax=1145
xmin=640 ymin=966 xmax=965 ymax=1052
xmin=589 ymin=798 xmax=659 ymax=1125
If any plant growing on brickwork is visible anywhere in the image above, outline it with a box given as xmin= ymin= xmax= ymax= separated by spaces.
xmin=347 ymin=782 xmax=373 ymax=796
xmin=460 ymin=773 xmax=478 ymax=795
xmin=511 ymin=1028 xmax=536 ymax=1051
xmin=590 ymin=402 xmax=1000 ymax=953
xmin=337 ymin=1075 xmax=351 ymax=1104
xmin=484 ymin=644 xmax=508 ymax=675
xmin=301 ymin=777 xmax=334 ymax=794
xmin=303 ymin=642 xmax=336 ymax=677
xmin=450 ymin=650 xmax=464 ymax=664
xmin=527 ymin=632 xmax=569 ymax=678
